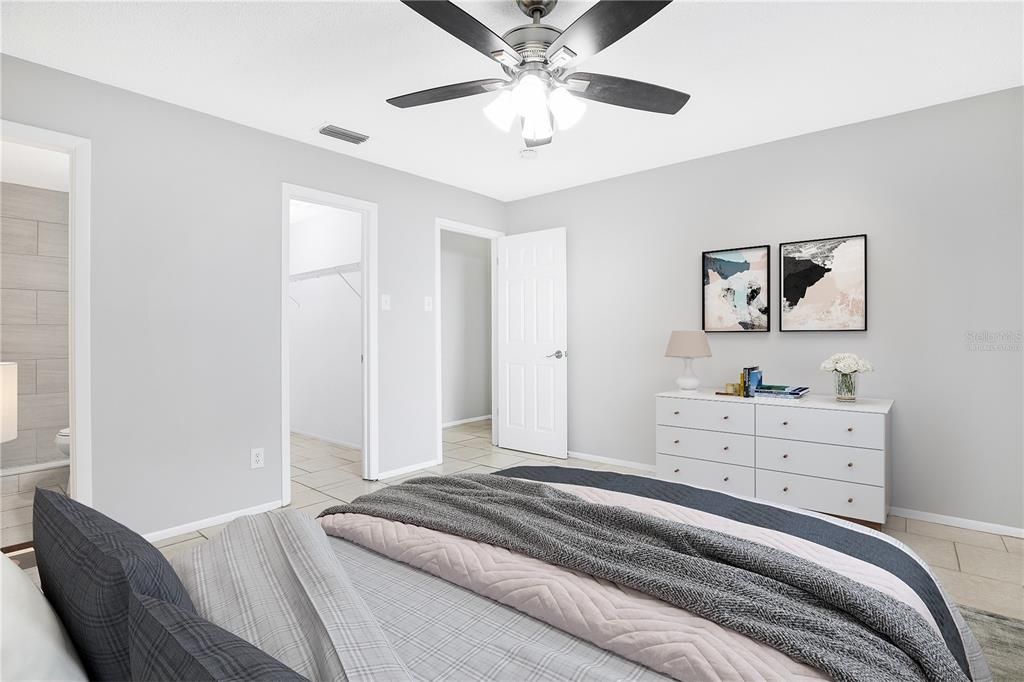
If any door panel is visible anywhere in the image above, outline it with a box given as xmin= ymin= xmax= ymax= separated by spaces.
xmin=497 ymin=228 xmax=567 ymax=458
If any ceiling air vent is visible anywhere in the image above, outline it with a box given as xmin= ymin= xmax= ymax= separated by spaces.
xmin=319 ymin=125 xmax=369 ymax=145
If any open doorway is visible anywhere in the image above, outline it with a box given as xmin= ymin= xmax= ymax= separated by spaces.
xmin=281 ymin=185 xmax=378 ymax=507
xmin=1 ymin=121 xmax=92 ymax=557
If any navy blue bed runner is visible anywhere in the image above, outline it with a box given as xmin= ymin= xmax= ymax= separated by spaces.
xmin=496 ymin=465 xmax=969 ymax=677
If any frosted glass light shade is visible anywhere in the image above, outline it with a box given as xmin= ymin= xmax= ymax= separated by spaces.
xmin=483 ymin=91 xmax=516 ymax=132
xmin=0 ymin=362 xmax=17 ymax=443
xmin=549 ymin=87 xmax=586 ymax=130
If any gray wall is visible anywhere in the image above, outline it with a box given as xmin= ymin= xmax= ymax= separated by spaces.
xmin=1 ymin=56 xmax=504 ymax=534
xmin=440 ymin=230 xmax=491 ymax=424
xmin=506 ymin=88 xmax=1023 ymax=528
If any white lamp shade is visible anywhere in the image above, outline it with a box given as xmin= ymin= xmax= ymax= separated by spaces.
xmin=665 ymin=331 xmax=712 ymax=358
xmin=1 ymin=362 xmax=17 ymax=443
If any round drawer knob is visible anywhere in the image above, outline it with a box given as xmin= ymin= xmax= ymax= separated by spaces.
xmin=783 ymin=486 xmax=789 ymax=492
xmin=722 ymin=476 xmax=729 ymax=482
xmin=782 ymin=421 xmax=789 ymax=426
xmin=848 ymin=497 xmax=854 ymax=503
xmin=847 ymin=427 xmax=854 ymax=432
xmin=673 ymin=468 xmax=680 ymax=473
xmin=782 ymin=454 xmax=789 ymax=459
xmin=722 ymin=415 xmax=729 ymax=420
xmin=673 ymin=410 xmax=680 ymax=415
xmin=723 ymin=446 xmax=730 ymax=451
xmin=847 ymin=462 xmax=854 ymax=468
xmin=673 ymin=439 xmax=680 ymax=444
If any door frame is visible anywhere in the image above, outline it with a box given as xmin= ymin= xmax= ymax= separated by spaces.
xmin=434 ymin=218 xmax=503 ymax=463
xmin=1 ymin=120 xmax=93 ymax=505
xmin=281 ymin=183 xmax=380 ymax=504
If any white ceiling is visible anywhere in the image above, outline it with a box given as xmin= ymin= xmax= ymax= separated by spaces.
xmin=0 ymin=140 xmax=69 ymax=192
xmin=2 ymin=1 xmax=1020 ymax=201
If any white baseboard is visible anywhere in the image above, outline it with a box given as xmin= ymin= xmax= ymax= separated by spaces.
xmin=568 ymin=450 xmax=656 ymax=472
xmin=889 ymin=506 xmax=1023 ymax=539
xmin=290 ymin=429 xmax=361 ymax=451
xmin=375 ymin=457 xmax=442 ymax=482
xmin=442 ymin=415 xmax=492 ymax=428
xmin=143 ymin=500 xmax=282 ymax=543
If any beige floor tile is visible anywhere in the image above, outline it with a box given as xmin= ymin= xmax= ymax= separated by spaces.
xmin=956 ymin=544 xmax=1024 ymax=585
xmin=329 ymin=448 xmax=362 ymax=463
xmin=883 ymin=531 xmax=959 ymax=571
xmin=458 ymin=465 xmax=499 ymax=475
xmin=1003 ymin=536 xmax=1023 ymax=554
xmin=1 ymin=522 xmax=32 ymax=546
xmin=442 ymin=442 xmax=467 ymax=454
xmin=932 ymin=567 xmax=1024 ymax=620
xmin=319 ymin=479 xmax=387 ymax=503
xmin=442 ymin=431 xmax=476 ymax=444
xmin=289 ymin=482 xmax=332 ymax=508
xmin=293 ymin=464 xmax=361 ymax=490
xmin=445 ymin=446 xmax=491 ymax=461
xmin=290 ymin=454 xmax=350 ymax=473
xmin=469 ymin=451 xmax=527 ymax=468
xmin=1 ymin=491 xmax=35 ymax=512
xmin=905 ymin=519 xmax=1005 ymax=550
xmin=882 ymin=515 xmax=907 ymax=533
xmin=295 ymin=503 xmax=330 ymax=520
xmin=159 ymin=536 xmax=207 ymax=559
xmin=459 ymin=437 xmax=496 ymax=450
xmin=422 ymin=459 xmax=477 ymax=476
xmin=1 ymin=505 xmax=32 ymax=529
xmin=153 ymin=531 xmax=203 ymax=549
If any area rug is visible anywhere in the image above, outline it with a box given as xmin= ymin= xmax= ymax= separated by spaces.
xmin=960 ymin=606 xmax=1024 ymax=681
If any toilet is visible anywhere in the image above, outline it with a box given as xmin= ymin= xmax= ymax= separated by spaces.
xmin=54 ymin=428 xmax=71 ymax=458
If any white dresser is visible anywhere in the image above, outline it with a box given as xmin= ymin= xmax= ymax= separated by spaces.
xmin=655 ymin=391 xmax=893 ymax=524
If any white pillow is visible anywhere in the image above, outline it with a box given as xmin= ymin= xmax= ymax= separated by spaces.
xmin=1 ymin=553 xmax=87 ymax=681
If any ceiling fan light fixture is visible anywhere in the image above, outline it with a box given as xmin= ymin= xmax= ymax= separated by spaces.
xmin=483 ymin=91 xmax=517 ymax=132
xmin=548 ymin=87 xmax=585 ymax=130
xmin=521 ymin=109 xmax=553 ymax=144
xmin=512 ymin=73 xmax=548 ymax=118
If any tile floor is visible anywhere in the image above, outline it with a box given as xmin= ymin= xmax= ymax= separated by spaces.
xmin=5 ymin=421 xmax=1022 ymax=620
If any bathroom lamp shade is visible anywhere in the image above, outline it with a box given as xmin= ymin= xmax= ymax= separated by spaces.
xmin=0 ymin=362 xmax=17 ymax=443
xmin=665 ymin=331 xmax=712 ymax=391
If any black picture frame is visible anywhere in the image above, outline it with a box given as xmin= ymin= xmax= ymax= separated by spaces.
xmin=779 ymin=234 xmax=867 ymax=332
xmin=701 ymin=244 xmax=771 ymax=333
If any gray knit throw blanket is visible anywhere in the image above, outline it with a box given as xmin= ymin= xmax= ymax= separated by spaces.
xmin=321 ymin=474 xmax=968 ymax=682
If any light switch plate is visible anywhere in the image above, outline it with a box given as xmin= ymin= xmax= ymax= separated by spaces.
xmin=381 ymin=294 xmax=391 ymax=311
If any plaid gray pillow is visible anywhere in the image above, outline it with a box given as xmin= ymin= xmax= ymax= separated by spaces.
xmin=128 ymin=593 xmax=307 ymax=681
xmin=33 ymin=488 xmax=196 ymax=680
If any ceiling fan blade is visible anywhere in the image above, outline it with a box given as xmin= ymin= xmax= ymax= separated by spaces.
xmin=566 ymin=72 xmax=689 ymax=114
xmin=401 ymin=1 xmax=520 ymax=66
xmin=546 ymin=1 xmax=671 ymax=68
xmin=387 ymin=79 xmax=507 ymax=109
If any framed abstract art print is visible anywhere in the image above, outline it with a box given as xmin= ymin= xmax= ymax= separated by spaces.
xmin=701 ymin=245 xmax=770 ymax=332
xmin=780 ymin=234 xmax=867 ymax=331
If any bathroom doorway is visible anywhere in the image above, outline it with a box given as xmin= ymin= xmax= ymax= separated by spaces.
xmin=280 ymin=185 xmax=378 ymax=507
xmin=1 ymin=121 xmax=92 ymax=553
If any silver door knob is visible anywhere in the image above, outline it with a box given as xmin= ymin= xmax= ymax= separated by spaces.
xmin=545 ymin=350 xmax=565 ymax=359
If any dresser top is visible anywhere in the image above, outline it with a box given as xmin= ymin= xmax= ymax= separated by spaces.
xmin=656 ymin=390 xmax=893 ymax=414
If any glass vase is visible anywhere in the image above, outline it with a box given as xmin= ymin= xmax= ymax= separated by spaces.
xmin=834 ymin=372 xmax=857 ymax=402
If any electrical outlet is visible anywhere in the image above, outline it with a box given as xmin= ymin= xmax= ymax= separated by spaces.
xmin=250 ymin=448 xmax=265 ymax=469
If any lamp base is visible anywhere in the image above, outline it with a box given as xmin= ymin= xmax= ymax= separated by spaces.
xmin=674 ymin=357 xmax=700 ymax=391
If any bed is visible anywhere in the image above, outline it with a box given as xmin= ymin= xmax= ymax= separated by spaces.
xmin=169 ymin=465 xmax=988 ymax=682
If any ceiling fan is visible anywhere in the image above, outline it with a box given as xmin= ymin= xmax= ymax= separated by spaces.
xmin=387 ymin=0 xmax=690 ymax=148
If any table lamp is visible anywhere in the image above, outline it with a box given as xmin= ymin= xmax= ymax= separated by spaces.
xmin=665 ymin=331 xmax=711 ymax=391
xmin=1 ymin=362 xmax=17 ymax=443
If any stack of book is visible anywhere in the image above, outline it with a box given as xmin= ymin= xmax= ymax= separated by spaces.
xmin=754 ymin=384 xmax=810 ymax=400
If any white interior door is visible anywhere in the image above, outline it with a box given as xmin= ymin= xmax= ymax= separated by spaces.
xmin=497 ymin=228 xmax=567 ymax=458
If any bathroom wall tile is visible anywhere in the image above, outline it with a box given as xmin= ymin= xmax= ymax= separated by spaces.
xmin=17 ymin=392 xmax=68 ymax=430
xmin=36 ymin=426 xmax=66 ymax=463
xmin=15 ymin=360 xmax=36 ymax=395
xmin=1 ymin=289 xmax=36 ymax=324
xmin=18 ymin=465 xmax=69 ymax=492
xmin=1 ymin=324 xmax=68 ymax=360
xmin=1 ymin=253 xmax=68 ymax=291
xmin=37 ymin=222 xmax=68 ymax=258
xmin=36 ymin=359 xmax=68 ymax=394
xmin=1 ymin=504 xmax=32 ymax=529
xmin=1 ymin=522 xmax=33 ymax=547
xmin=1 ymin=183 xmax=69 ymax=224
xmin=1 ymin=475 xmax=18 ymax=495
xmin=36 ymin=291 xmax=68 ymax=324
xmin=0 ymin=217 xmax=37 ymax=255
xmin=0 ymin=432 xmax=37 ymax=468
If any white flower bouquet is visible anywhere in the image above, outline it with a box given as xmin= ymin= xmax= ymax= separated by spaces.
xmin=820 ymin=353 xmax=871 ymax=402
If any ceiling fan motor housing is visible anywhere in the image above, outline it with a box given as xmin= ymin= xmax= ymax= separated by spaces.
xmin=502 ymin=23 xmax=562 ymax=65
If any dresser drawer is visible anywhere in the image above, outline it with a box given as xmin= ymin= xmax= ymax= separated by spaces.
xmin=755 ymin=437 xmax=884 ymax=486
xmin=656 ymin=454 xmax=755 ymax=497
xmin=756 ymin=405 xmax=885 ymax=449
xmin=656 ymin=398 xmax=754 ymax=435
xmin=657 ymin=426 xmax=755 ymax=467
xmin=756 ymin=469 xmax=885 ymax=523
